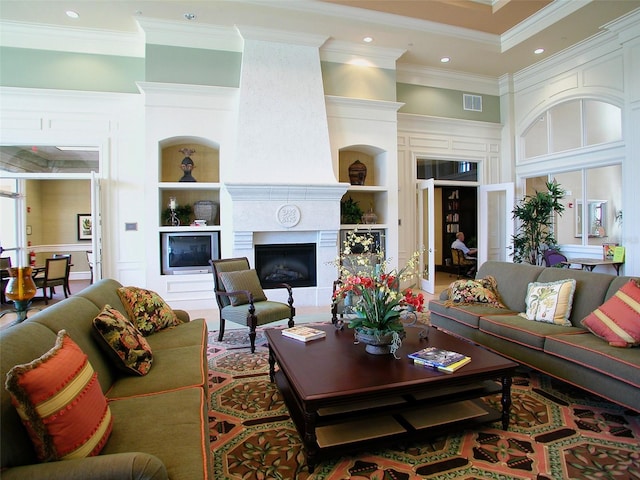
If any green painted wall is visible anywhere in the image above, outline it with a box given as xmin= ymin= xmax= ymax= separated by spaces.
xmin=0 ymin=47 xmax=143 ymax=93
xmin=321 ymin=61 xmax=396 ymax=101
xmin=145 ymin=45 xmax=241 ymax=88
xmin=397 ymin=83 xmax=500 ymax=123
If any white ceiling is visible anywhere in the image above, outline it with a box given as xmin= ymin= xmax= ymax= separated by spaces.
xmin=0 ymin=0 xmax=639 ymax=77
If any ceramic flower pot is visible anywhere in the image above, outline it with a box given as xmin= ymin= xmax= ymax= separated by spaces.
xmin=354 ymin=327 xmax=405 ymax=355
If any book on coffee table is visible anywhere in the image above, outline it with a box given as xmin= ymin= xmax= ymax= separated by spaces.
xmin=408 ymin=347 xmax=466 ymax=367
xmin=434 ymin=355 xmax=471 ymax=373
xmin=282 ymin=326 xmax=326 ymax=342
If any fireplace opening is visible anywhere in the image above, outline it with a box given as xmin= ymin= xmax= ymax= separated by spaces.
xmin=255 ymin=243 xmax=317 ymax=289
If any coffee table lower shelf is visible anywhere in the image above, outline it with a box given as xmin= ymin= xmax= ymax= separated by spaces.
xmin=274 ymin=370 xmax=505 ymax=470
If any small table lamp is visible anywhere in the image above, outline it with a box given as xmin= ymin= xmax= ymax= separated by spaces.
xmin=4 ymin=266 xmax=37 ymax=323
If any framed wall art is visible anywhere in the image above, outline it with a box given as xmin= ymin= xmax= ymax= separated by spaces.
xmin=77 ymin=214 xmax=92 ymax=241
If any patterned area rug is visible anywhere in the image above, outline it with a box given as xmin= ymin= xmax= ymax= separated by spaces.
xmin=207 ymin=328 xmax=640 ymax=479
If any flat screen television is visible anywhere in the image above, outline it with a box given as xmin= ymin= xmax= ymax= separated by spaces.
xmin=160 ymin=231 xmax=219 ymax=275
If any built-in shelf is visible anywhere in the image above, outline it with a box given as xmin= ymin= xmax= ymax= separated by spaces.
xmin=159 ymin=142 xmax=221 ymax=228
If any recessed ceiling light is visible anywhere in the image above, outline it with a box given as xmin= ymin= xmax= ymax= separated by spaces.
xmin=440 ymin=57 xmax=451 ymax=63
xmin=534 ymin=48 xmax=545 ymax=55
xmin=66 ymin=10 xmax=79 ymax=19
xmin=363 ymin=36 xmax=373 ymax=43
xmin=184 ymin=13 xmax=196 ymax=20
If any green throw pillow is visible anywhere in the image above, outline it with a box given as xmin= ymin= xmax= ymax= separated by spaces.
xmin=92 ymin=305 xmax=153 ymax=376
xmin=219 ymin=269 xmax=267 ymax=306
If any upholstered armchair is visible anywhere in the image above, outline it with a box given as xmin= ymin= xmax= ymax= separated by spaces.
xmin=210 ymin=257 xmax=295 ymax=353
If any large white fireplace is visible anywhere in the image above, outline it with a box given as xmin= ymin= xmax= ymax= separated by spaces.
xmin=225 ymin=27 xmax=348 ymax=306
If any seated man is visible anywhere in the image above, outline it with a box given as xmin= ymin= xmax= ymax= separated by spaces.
xmin=451 ymin=231 xmax=477 ymax=276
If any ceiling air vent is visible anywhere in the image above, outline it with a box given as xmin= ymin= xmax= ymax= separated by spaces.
xmin=463 ymin=94 xmax=482 ymax=112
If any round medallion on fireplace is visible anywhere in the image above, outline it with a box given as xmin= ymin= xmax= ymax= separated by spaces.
xmin=276 ymin=204 xmax=301 ymax=228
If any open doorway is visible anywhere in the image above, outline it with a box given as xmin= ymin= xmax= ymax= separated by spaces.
xmin=0 ymin=146 xmax=101 ymax=283
xmin=417 ymin=159 xmax=479 ymax=293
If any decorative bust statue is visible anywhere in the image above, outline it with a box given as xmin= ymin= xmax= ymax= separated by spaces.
xmin=178 ymin=148 xmax=197 ymax=182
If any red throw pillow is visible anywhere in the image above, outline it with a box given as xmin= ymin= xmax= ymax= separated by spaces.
xmin=5 ymin=330 xmax=113 ymax=462
xmin=581 ymin=279 xmax=640 ymax=347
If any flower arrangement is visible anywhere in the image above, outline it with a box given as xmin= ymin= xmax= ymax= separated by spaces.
xmin=332 ymin=230 xmax=425 ymax=344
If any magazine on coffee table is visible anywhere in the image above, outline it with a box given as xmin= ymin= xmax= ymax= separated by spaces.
xmin=282 ymin=326 xmax=326 ymax=342
xmin=408 ymin=347 xmax=466 ymax=367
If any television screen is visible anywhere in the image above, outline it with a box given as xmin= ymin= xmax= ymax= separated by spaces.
xmin=161 ymin=231 xmax=219 ymax=275
xmin=169 ymin=235 xmax=211 ymax=268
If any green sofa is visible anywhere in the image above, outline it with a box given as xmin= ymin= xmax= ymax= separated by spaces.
xmin=429 ymin=261 xmax=640 ymax=412
xmin=0 ymin=279 xmax=211 ymax=479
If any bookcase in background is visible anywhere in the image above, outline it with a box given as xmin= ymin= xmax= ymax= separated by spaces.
xmin=442 ymin=186 xmax=477 ymax=268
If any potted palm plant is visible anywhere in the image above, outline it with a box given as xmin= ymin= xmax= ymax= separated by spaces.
xmin=512 ymin=180 xmax=565 ymax=265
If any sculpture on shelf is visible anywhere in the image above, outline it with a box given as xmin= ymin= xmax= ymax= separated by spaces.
xmin=178 ymin=148 xmax=197 ymax=182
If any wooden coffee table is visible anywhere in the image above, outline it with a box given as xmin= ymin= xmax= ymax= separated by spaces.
xmin=265 ymin=324 xmax=518 ymax=472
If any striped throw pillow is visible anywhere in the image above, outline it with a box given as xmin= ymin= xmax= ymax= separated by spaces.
xmin=5 ymin=330 xmax=113 ymax=462
xmin=219 ymin=269 xmax=268 ymax=306
xmin=581 ymin=279 xmax=640 ymax=347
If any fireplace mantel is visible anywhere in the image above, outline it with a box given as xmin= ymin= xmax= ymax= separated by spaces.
xmin=225 ymin=183 xmax=348 ymax=201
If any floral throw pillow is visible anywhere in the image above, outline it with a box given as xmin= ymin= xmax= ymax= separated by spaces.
xmin=92 ymin=305 xmax=153 ymax=375
xmin=520 ymin=279 xmax=576 ymax=326
xmin=447 ymin=276 xmax=506 ymax=308
xmin=117 ymin=286 xmax=180 ymax=336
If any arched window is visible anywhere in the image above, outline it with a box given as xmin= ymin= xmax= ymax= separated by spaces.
xmin=522 ymin=100 xmax=621 ymax=159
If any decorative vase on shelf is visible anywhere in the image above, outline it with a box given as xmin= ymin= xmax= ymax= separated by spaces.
xmin=348 ymin=160 xmax=367 ymax=185
xmin=362 ymin=208 xmax=378 ymax=225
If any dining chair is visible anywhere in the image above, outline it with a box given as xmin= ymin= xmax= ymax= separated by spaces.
xmin=210 ymin=257 xmax=295 ymax=353
xmin=86 ymin=250 xmax=94 ymax=284
xmin=451 ymin=248 xmax=476 ymax=279
xmin=543 ymin=249 xmax=569 ymax=268
xmin=0 ymin=257 xmax=12 ymax=304
xmin=53 ymin=254 xmax=72 ymax=295
xmin=34 ymin=257 xmax=70 ymax=304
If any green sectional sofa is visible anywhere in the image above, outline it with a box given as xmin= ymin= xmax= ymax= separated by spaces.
xmin=0 ymin=279 xmax=211 ymax=480
xmin=429 ymin=261 xmax=640 ymax=412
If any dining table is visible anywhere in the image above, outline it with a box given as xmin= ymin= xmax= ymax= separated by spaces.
xmin=561 ymin=257 xmax=623 ymax=275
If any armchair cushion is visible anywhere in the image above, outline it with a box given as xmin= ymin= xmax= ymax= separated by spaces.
xmin=581 ymin=279 xmax=640 ymax=347
xmin=117 ymin=287 xmax=180 ymax=336
xmin=92 ymin=305 xmax=153 ymax=376
xmin=219 ymin=269 xmax=267 ymax=306
xmin=4 ymin=330 xmax=112 ymax=462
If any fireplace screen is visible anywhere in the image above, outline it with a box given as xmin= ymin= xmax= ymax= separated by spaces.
xmin=255 ymin=243 xmax=317 ymax=289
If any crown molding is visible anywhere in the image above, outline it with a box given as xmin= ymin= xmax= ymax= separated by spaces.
xmin=513 ymin=28 xmax=620 ymax=90
xmin=321 ymin=40 xmax=405 ymax=70
xmin=501 ymin=0 xmax=591 ymax=52
xmin=0 ymin=20 xmax=144 ymax=57
xmin=603 ymin=7 xmax=640 ymax=43
xmin=234 ymin=25 xmax=328 ymax=48
xmin=396 ymin=64 xmax=499 ymax=96
xmin=136 ymin=18 xmax=242 ymax=51
xmin=245 ymin=0 xmax=498 ymax=48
